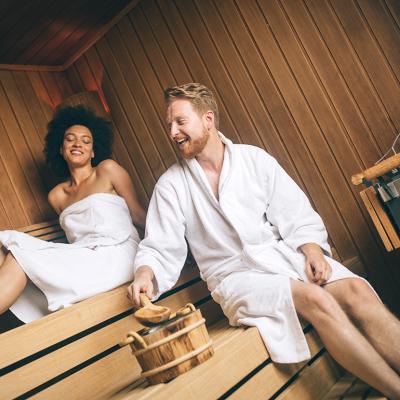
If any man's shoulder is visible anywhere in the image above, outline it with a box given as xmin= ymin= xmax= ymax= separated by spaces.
xmin=233 ymin=143 xmax=276 ymax=163
xmin=156 ymin=162 xmax=185 ymax=188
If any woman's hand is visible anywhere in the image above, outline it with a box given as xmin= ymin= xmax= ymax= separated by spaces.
xmin=300 ymin=243 xmax=332 ymax=286
xmin=127 ymin=266 xmax=154 ymax=306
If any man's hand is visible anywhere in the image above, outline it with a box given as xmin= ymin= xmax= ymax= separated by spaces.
xmin=127 ymin=266 xmax=155 ymax=306
xmin=300 ymin=243 xmax=332 ymax=286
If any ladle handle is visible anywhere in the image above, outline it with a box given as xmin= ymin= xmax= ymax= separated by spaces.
xmin=139 ymin=292 xmax=153 ymax=307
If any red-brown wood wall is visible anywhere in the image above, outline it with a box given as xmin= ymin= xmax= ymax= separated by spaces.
xmin=0 ymin=0 xmax=399 ymax=312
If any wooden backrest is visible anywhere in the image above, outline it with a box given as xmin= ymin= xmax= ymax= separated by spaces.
xmin=0 ymin=221 xmax=223 ymax=399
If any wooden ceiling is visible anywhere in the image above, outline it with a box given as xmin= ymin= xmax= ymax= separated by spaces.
xmin=0 ymin=0 xmax=140 ymax=71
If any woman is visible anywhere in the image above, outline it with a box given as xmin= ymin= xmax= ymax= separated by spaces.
xmin=0 ymin=105 xmax=146 ymax=330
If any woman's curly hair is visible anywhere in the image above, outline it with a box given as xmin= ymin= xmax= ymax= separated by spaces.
xmin=44 ymin=105 xmax=113 ymax=178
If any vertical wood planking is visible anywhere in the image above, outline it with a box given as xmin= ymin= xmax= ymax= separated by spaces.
xmin=1 ymin=0 xmax=399 ymax=310
xmin=331 ymin=0 xmax=400 ymax=129
xmin=74 ymin=0 xmax=400 ymax=309
xmin=305 ymin=0 xmax=396 ymax=151
xmin=155 ymin=0 xmax=243 ymax=144
xmin=0 ymin=69 xmax=63 ymax=228
xmin=357 ymin=0 xmax=400 ymax=83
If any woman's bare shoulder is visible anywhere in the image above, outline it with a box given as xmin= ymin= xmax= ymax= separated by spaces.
xmin=48 ymin=183 xmax=67 ymax=214
xmin=96 ymin=159 xmax=126 ymax=176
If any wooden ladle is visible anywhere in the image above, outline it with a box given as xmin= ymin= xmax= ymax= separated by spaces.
xmin=134 ymin=293 xmax=171 ymax=326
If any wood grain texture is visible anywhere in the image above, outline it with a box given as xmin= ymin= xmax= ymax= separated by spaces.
xmin=67 ymin=0 xmax=400 ymax=311
xmin=0 ymin=0 xmax=399 ymax=312
xmin=0 ymin=0 xmax=139 ymax=69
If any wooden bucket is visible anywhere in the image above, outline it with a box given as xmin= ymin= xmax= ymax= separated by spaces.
xmin=120 ymin=304 xmax=214 ymax=384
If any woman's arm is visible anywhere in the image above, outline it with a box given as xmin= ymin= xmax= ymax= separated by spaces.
xmin=97 ymin=159 xmax=147 ymax=228
xmin=47 ymin=185 xmax=64 ymax=215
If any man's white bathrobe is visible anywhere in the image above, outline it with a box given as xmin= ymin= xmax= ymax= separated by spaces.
xmin=0 ymin=193 xmax=139 ymax=323
xmin=134 ymin=133 xmax=361 ymax=363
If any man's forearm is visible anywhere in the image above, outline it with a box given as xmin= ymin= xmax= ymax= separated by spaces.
xmin=134 ymin=265 xmax=154 ymax=280
xmin=299 ymin=242 xmax=324 ymax=257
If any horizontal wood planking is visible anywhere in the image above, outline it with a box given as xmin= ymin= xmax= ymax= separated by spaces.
xmin=0 ymin=221 xmax=360 ymax=399
xmin=0 ymin=279 xmax=214 ymax=399
xmin=0 ymin=261 xmax=201 ymax=369
xmin=276 ymin=352 xmax=343 ymax=400
xmin=31 ymin=319 xmax=231 ymax=400
xmin=227 ymin=329 xmax=326 ymax=400
xmin=0 ymin=221 xmax=221 ymax=399
xmin=120 ymin=324 xmax=329 ymax=400
xmin=323 ymin=374 xmax=388 ymax=399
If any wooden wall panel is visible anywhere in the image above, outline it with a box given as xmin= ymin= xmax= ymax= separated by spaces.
xmin=0 ymin=0 xmax=398 ymax=312
xmin=66 ymin=0 xmax=400 ymax=312
xmin=0 ymin=71 xmax=60 ymax=229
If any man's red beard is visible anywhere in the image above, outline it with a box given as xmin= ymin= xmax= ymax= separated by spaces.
xmin=180 ymin=129 xmax=210 ymax=159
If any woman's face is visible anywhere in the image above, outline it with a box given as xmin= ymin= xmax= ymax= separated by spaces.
xmin=61 ymin=125 xmax=94 ymax=168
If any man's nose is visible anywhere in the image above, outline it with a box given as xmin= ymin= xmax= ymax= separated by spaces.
xmin=169 ymin=124 xmax=179 ymax=139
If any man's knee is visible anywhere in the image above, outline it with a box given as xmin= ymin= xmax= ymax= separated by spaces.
xmin=294 ymin=283 xmax=341 ymax=323
xmin=339 ymin=279 xmax=377 ymax=316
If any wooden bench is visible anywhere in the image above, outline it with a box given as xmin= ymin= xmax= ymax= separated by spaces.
xmin=0 ymin=221 xmax=368 ymax=399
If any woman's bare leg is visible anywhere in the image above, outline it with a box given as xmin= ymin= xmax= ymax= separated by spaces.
xmin=0 ymin=253 xmax=27 ymax=314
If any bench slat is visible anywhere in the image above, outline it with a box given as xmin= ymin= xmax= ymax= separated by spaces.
xmin=31 ymin=347 xmax=141 ymax=400
xmin=121 ymin=325 xmax=324 ymax=400
xmin=0 ymin=319 xmax=139 ymax=399
xmin=276 ymin=352 xmax=343 ymax=400
xmin=30 ymin=320 xmax=237 ymax=400
xmin=18 ymin=220 xmax=60 ymax=234
xmin=0 ymin=263 xmax=199 ymax=369
xmin=228 ymin=329 xmax=324 ymax=399
xmin=126 ymin=327 xmax=269 ymax=400
xmin=0 ymin=217 xmax=366 ymax=400
xmin=0 ymin=279 xmax=215 ymax=399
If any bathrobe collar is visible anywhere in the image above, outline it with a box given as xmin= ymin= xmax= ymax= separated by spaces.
xmin=183 ymin=131 xmax=233 ymax=204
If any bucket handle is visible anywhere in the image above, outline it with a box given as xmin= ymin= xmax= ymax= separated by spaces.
xmin=170 ymin=303 xmax=196 ymax=319
xmin=119 ymin=331 xmax=147 ymax=349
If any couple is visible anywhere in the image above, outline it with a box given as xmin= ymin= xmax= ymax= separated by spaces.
xmin=1 ymin=84 xmax=400 ymax=398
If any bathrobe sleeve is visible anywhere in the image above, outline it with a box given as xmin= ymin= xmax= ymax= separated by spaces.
xmin=134 ymin=174 xmax=187 ymax=298
xmin=264 ymin=153 xmax=331 ymax=256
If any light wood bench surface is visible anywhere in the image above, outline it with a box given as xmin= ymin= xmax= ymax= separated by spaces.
xmin=0 ymin=221 xmax=367 ymax=399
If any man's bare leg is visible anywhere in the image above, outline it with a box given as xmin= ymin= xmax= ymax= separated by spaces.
xmin=0 ymin=253 xmax=27 ymax=314
xmin=325 ymin=278 xmax=400 ymax=373
xmin=291 ymin=279 xmax=400 ymax=399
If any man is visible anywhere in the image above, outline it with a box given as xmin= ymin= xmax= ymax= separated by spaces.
xmin=128 ymin=83 xmax=400 ymax=398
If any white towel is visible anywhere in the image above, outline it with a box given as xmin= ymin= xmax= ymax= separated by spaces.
xmin=0 ymin=193 xmax=139 ymax=323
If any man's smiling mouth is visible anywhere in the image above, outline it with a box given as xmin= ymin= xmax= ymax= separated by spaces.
xmin=176 ymin=138 xmax=189 ymax=146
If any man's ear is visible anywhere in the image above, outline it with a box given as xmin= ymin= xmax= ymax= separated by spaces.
xmin=204 ymin=110 xmax=214 ymax=129
xmin=91 ymin=151 xmax=95 ymax=159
